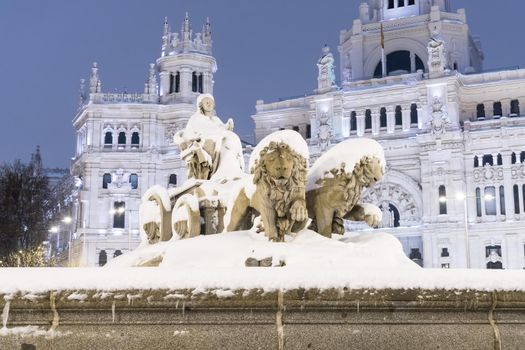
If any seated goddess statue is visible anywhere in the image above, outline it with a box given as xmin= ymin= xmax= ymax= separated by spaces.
xmin=174 ymin=94 xmax=244 ymax=180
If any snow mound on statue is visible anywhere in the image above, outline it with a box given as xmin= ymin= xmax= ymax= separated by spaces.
xmin=307 ymin=138 xmax=385 ymax=191
xmin=108 ymin=229 xmax=418 ymax=270
xmin=248 ymin=130 xmax=310 ymax=172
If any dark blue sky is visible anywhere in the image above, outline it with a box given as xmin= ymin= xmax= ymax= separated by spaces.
xmin=0 ymin=0 xmax=523 ymax=168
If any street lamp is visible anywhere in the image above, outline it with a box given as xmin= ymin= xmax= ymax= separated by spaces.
xmin=62 ymin=216 xmax=73 ymax=267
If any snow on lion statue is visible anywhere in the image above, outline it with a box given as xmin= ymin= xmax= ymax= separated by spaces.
xmin=306 ymin=139 xmax=385 ymax=238
xmin=226 ymin=130 xmax=309 ymax=242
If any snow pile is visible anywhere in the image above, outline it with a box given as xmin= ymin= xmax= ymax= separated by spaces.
xmin=307 ymin=138 xmax=385 ymax=191
xmin=109 ymin=229 xmax=416 ymax=270
xmin=248 ymin=130 xmax=310 ymax=172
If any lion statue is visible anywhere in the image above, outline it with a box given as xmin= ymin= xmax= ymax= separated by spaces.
xmin=306 ymin=154 xmax=385 ymax=238
xmin=226 ymin=138 xmax=309 ymax=242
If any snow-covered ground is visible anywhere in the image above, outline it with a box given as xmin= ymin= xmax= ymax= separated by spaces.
xmin=0 ymin=230 xmax=524 ymax=294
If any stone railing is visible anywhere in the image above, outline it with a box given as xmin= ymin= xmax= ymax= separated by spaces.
xmin=89 ymin=92 xmax=158 ymax=105
xmin=1 ymin=287 xmax=523 ymax=349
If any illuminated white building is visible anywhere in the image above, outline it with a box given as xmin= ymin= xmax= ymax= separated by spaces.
xmin=252 ymin=0 xmax=525 ymax=269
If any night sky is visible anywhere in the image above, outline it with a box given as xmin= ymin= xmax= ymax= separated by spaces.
xmin=1 ymin=0 xmax=523 ymax=168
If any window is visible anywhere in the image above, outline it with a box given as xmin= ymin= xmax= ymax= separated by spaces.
xmin=512 ymin=152 xmax=517 ymax=164
xmin=482 ymin=154 xmax=493 ymax=166
xmin=374 ymin=51 xmax=425 ymax=77
xmin=388 ymin=0 xmax=395 ymax=8
xmin=380 ymin=108 xmax=387 ymax=128
xmin=395 ymin=105 xmax=402 ymax=126
xmin=129 ymin=174 xmax=138 ymax=190
xmin=441 ymin=248 xmax=449 ymax=257
xmin=476 ymin=187 xmax=482 ymax=217
xmin=114 ymin=250 xmax=122 ymax=258
xmin=175 ymin=71 xmax=180 ymax=93
xmin=439 ymin=185 xmax=447 ymax=214
xmin=410 ymin=104 xmax=418 ymax=125
xmin=118 ymin=132 xmax=126 ymax=145
xmin=350 ymin=111 xmax=357 ymax=131
xmin=192 ymin=72 xmax=198 ymax=92
xmin=168 ymin=174 xmax=177 ymax=187
xmin=485 ymin=186 xmax=496 ymax=215
xmin=497 ymin=154 xmax=503 ymax=166
xmin=104 ymin=131 xmax=113 ymax=146
xmin=522 ymin=185 xmax=525 ymax=213
xmin=409 ymin=248 xmax=421 ymax=260
xmin=511 ymin=99 xmax=520 ymax=116
xmin=98 ymin=250 xmax=107 ymax=267
xmin=131 ymin=132 xmax=140 ymax=148
xmin=113 ymin=201 xmax=125 ymax=229
xmin=398 ymin=0 xmax=405 ymax=7
xmin=292 ymin=126 xmax=300 ymax=132
xmin=408 ymin=0 xmax=415 ymax=5
xmin=365 ymin=109 xmax=372 ymax=130
xmin=476 ymin=104 xmax=486 ymax=119
xmin=493 ymin=102 xmax=502 ymax=117
xmin=306 ymin=124 xmax=311 ymax=139
xmin=169 ymin=73 xmax=174 ymax=94
xmin=453 ymin=62 xmax=458 ymax=70
xmin=514 ymin=185 xmax=520 ymax=214
xmin=500 ymin=185 xmax=506 ymax=215
xmin=198 ymin=73 xmax=203 ymax=93
xmin=474 ymin=156 xmax=479 ymax=168
xmin=102 ymin=173 xmax=112 ymax=189
xmin=486 ymin=245 xmax=503 ymax=269
xmin=521 ymin=151 xmax=525 ymax=163
xmin=441 ymin=263 xmax=450 ymax=269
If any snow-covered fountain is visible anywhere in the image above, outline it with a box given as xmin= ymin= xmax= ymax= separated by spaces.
xmin=1 ymin=94 xmax=524 ymax=349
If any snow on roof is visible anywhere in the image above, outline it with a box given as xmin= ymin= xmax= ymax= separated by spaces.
xmin=249 ymin=130 xmax=309 ymax=172
xmin=307 ymin=138 xmax=385 ymax=191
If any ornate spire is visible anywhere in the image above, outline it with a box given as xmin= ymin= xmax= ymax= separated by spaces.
xmin=79 ymin=78 xmax=86 ymax=107
xmin=162 ymin=17 xmax=170 ymax=47
xmin=181 ymin=12 xmax=192 ymax=43
xmin=89 ymin=62 xmax=100 ymax=93
xmin=147 ymin=63 xmax=157 ymax=95
xmin=203 ymin=17 xmax=212 ymax=45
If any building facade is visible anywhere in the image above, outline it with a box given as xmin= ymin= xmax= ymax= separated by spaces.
xmin=70 ymin=14 xmax=214 ymax=266
xmin=252 ymin=0 xmax=525 ymax=269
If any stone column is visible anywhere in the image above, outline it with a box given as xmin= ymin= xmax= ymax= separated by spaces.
xmin=410 ymin=52 xmax=416 ymax=73
xmin=495 ymin=185 xmax=502 ymax=217
xmin=356 ymin=111 xmax=365 ymax=137
xmin=371 ymin=110 xmax=380 ymax=136
xmin=501 ymin=98 xmax=511 ymax=117
xmin=518 ymin=183 xmax=524 ymax=216
xmin=386 ymin=106 xmax=395 ymax=134
xmin=402 ymin=104 xmax=411 ymax=131
xmin=159 ymin=71 xmax=169 ymax=97
xmin=502 ymin=151 xmax=514 ymax=220
xmin=180 ymin=67 xmax=192 ymax=100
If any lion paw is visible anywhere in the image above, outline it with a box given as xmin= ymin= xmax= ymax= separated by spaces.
xmin=290 ymin=200 xmax=308 ymax=222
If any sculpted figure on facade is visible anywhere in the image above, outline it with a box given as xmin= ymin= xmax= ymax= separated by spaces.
xmin=317 ymin=112 xmax=332 ymax=151
xmin=174 ymin=94 xmax=243 ymax=180
xmin=428 ymin=96 xmax=450 ymax=135
xmin=427 ymin=34 xmax=447 ymax=77
xmin=317 ymin=45 xmax=336 ymax=92
xmin=227 ymin=131 xmax=309 ymax=242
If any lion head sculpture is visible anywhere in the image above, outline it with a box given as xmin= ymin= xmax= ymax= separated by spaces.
xmin=306 ymin=155 xmax=384 ymax=237
xmin=227 ymin=140 xmax=309 ymax=242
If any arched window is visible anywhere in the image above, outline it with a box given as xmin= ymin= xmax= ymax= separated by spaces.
xmin=497 ymin=154 xmax=503 ymax=166
xmin=476 ymin=104 xmax=485 ymax=120
xmin=374 ymin=51 xmax=425 ymax=77
xmin=380 ymin=108 xmax=387 ymax=128
xmin=453 ymin=62 xmax=458 ymax=70
xmin=118 ymin=132 xmax=126 ymax=145
xmin=520 ymin=151 xmax=525 ymax=163
xmin=512 ymin=152 xmax=517 ymax=164
xmin=131 ymin=132 xmax=139 ymax=148
xmin=493 ymin=102 xmax=502 ymax=117
xmin=500 ymin=185 xmax=506 ymax=215
xmin=102 ymin=173 xmax=112 ymax=189
xmin=350 ymin=111 xmax=357 ymax=131
xmin=410 ymin=104 xmax=418 ymax=125
xmin=129 ymin=174 xmax=138 ymax=190
xmin=482 ymin=154 xmax=493 ymax=166
xmin=395 ymin=105 xmax=402 ymax=126
xmin=175 ymin=71 xmax=180 ymax=93
xmin=306 ymin=124 xmax=311 ymax=139
xmin=114 ymin=250 xmax=122 ymax=258
xmin=113 ymin=201 xmax=125 ymax=229
xmin=192 ymin=72 xmax=198 ymax=92
xmin=168 ymin=174 xmax=177 ymax=187
xmin=475 ymin=187 xmax=482 ymax=217
xmin=510 ymin=99 xmax=520 ymax=116
xmin=198 ymin=73 xmax=204 ymax=93
xmin=439 ymin=185 xmax=447 ymax=215
xmin=514 ymin=185 xmax=520 ymax=214
xmin=169 ymin=73 xmax=174 ymax=94
xmin=365 ymin=109 xmax=372 ymax=130
xmin=473 ymin=156 xmax=479 ymax=168
xmin=99 ymin=250 xmax=107 ymax=266
xmin=389 ymin=204 xmax=400 ymax=227
xmin=485 ymin=186 xmax=496 ymax=215
xmin=104 ymin=131 xmax=113 ymax=146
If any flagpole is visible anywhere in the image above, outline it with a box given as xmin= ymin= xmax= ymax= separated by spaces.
xmin=381 ymin=23 xmax=386 ymax=77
